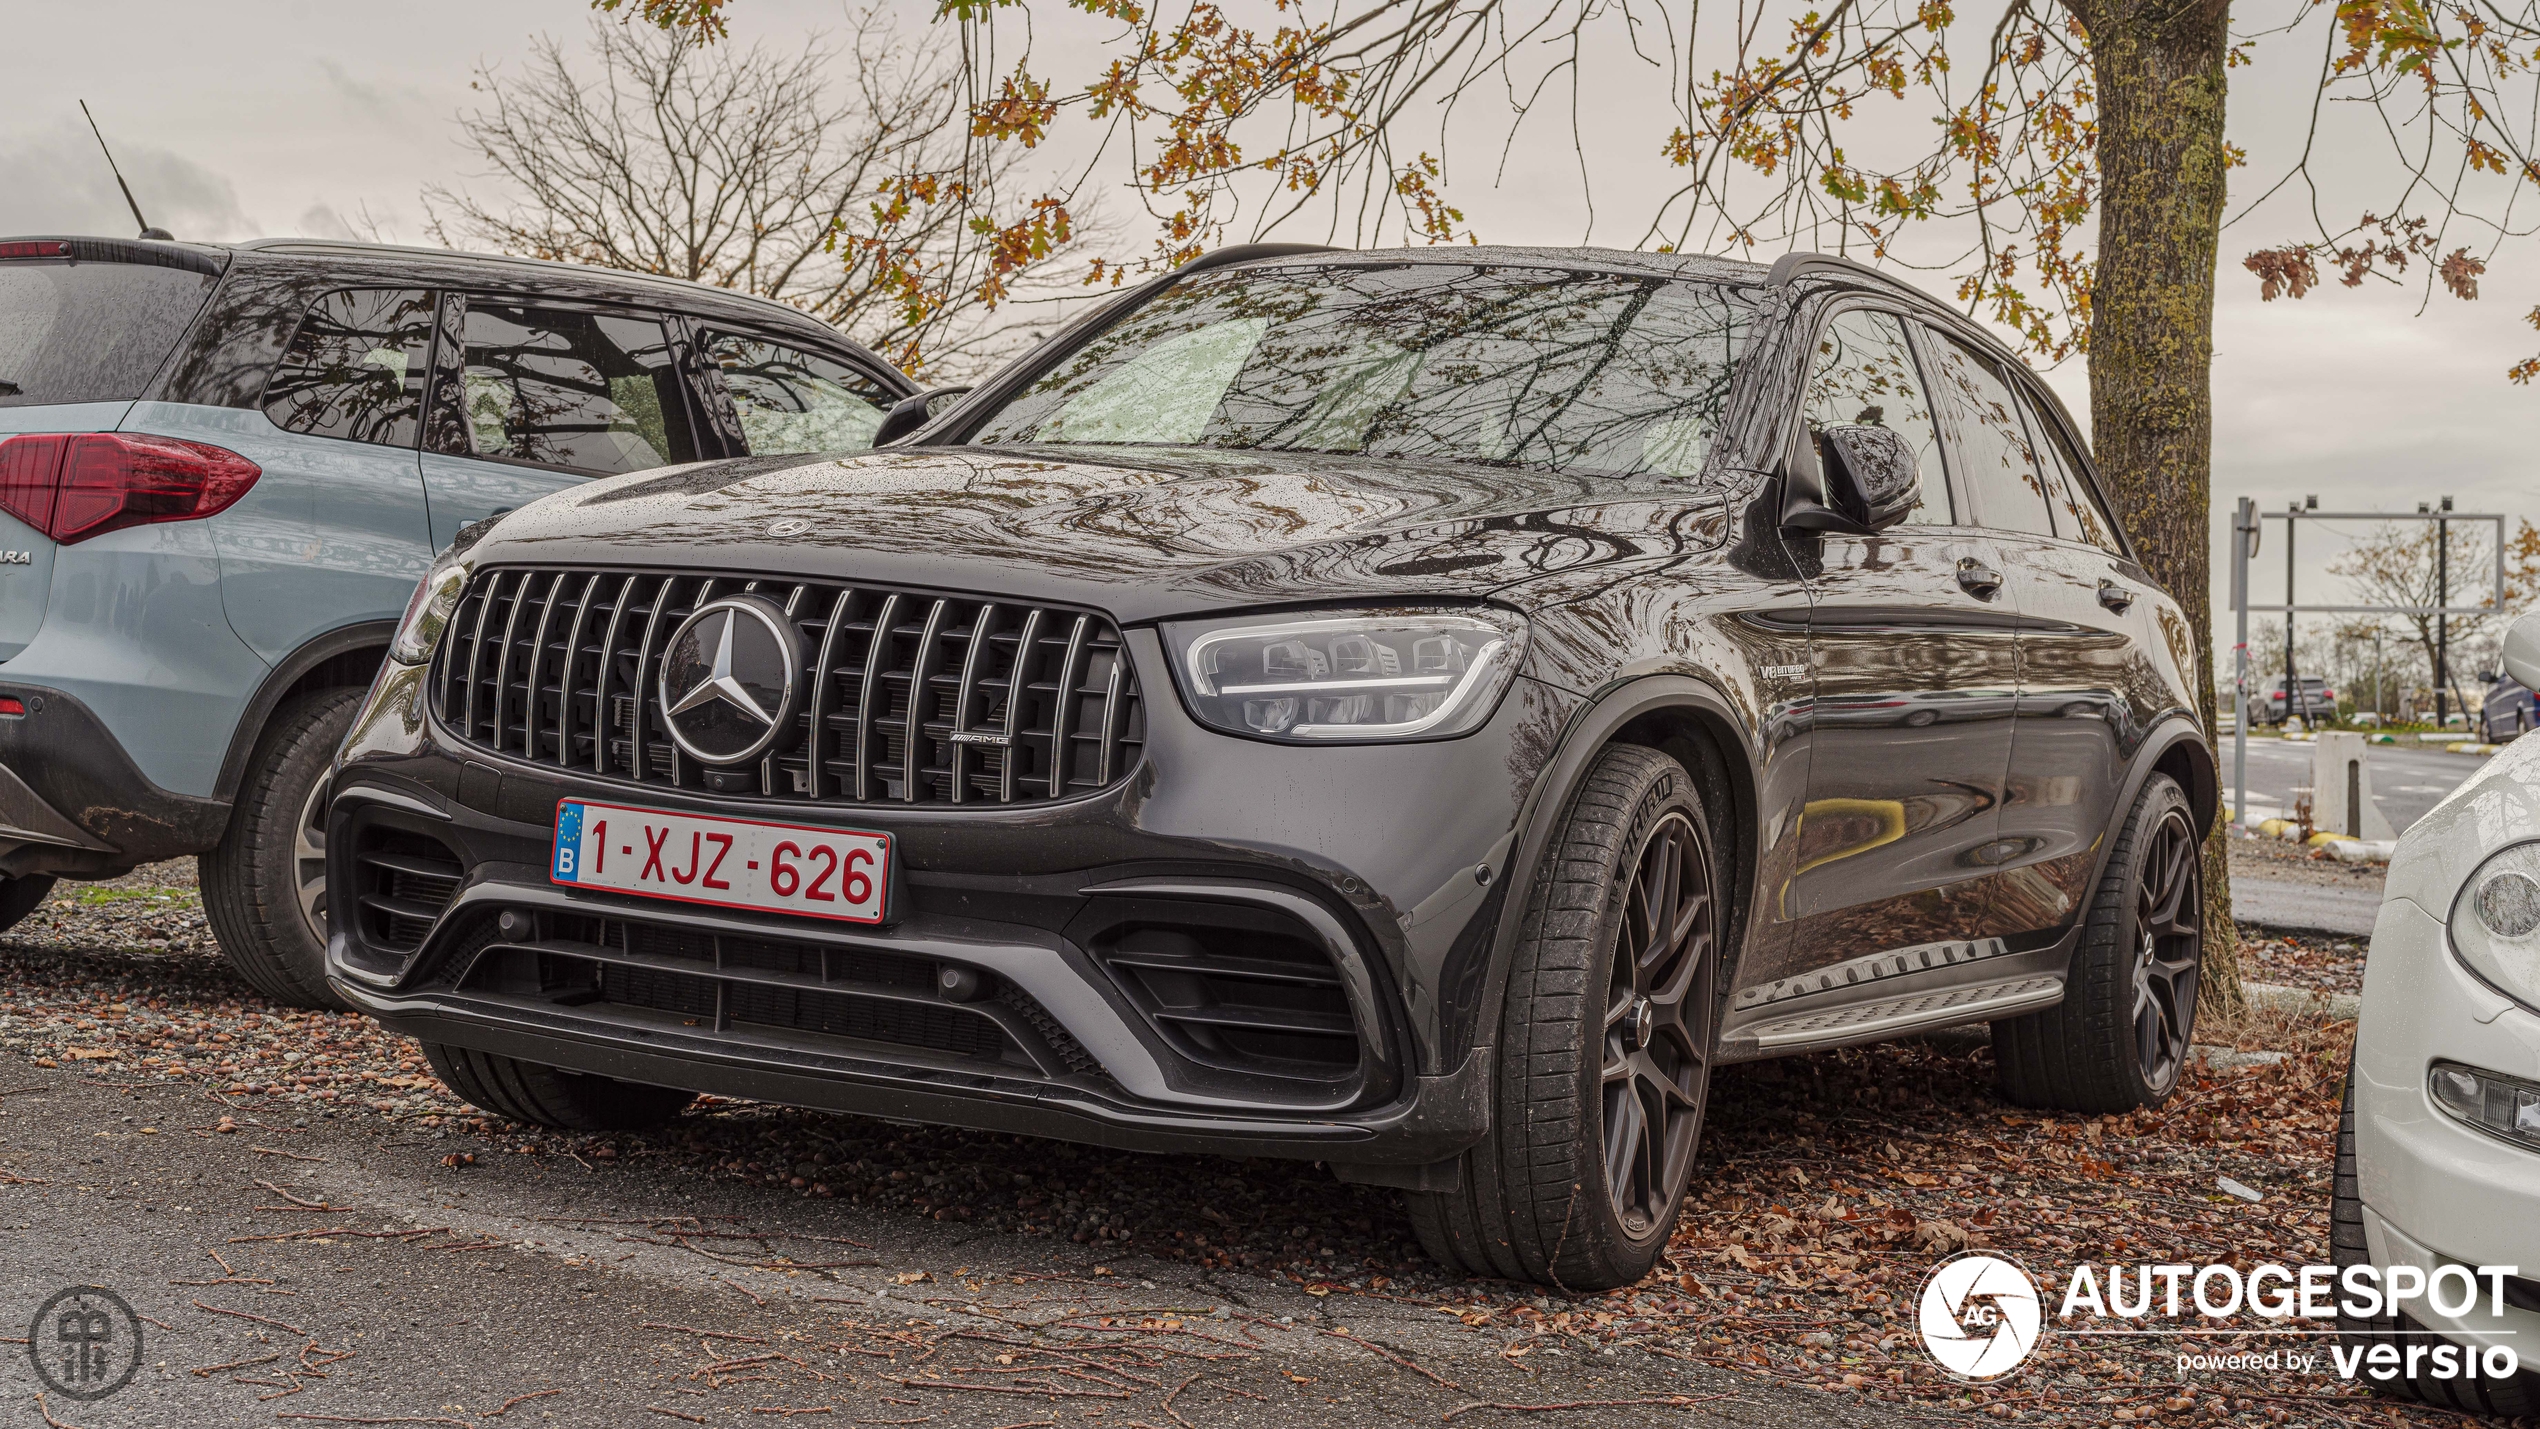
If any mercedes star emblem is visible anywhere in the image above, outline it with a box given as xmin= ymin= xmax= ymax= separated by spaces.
xmin=657 ymin=595 xmax=803 ymax=766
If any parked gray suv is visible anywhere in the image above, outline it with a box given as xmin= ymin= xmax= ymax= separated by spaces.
xmin=0 ymin=234 xmax=915 ymax=1007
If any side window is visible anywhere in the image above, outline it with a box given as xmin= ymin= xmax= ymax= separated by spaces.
xmin=1800 ymin=309 xmax=1949 ymax=524
xmin=262 ymin=289 xmax=435 ymax=446
xmin=449 ymin=302 xmax=699 ymax=475
xmin=1925 ymin=333 xmax=2054 ymax=537
xmin=701 ymin=332 xmax=894 ymax=454
xmin=2016 ymin=387 xmax=2124 ymax=554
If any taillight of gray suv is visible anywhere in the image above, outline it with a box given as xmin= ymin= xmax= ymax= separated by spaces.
xmin=0 ymin=235 xmax=915 ymax=1007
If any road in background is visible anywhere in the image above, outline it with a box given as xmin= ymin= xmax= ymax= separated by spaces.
xmin=2225 ymin=736 xmax=2497 ymax=831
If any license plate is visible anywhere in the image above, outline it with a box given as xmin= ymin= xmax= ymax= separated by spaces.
xmin=550 ymin=799 xmax=890 ymax=925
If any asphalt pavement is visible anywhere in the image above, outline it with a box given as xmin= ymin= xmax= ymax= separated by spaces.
xmin=2216 ymin=733 xmax=2494 ymax=830
xmin=0 ymin=1066 xmax=1909 ymax=1429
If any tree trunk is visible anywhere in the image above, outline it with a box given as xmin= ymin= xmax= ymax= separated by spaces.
xmin=2074 ymin=0 xmax=2244 ymax=1018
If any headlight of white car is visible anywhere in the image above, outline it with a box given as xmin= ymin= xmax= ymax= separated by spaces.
xmin=1161 ymin=606 xmax=1526 ymax=742
xmin=2445 ymin=838 xmax=2540 ymax=1011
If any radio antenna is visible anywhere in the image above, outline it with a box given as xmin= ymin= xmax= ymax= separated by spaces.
xmin=79 ymin=101 xmax=171 ymax=241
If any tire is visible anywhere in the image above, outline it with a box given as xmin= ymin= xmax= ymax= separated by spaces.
xmin=1993 ymin=773 xmax=2202 ymax=1113
xmin=421 ymin=1042 xmax=697 ymax=1132
xmin=1405 ymin=744 xmax=1726 ymax=1290
xmin=2332 ymin=1056 xmax=2540 ymax=1414
xmin=200 ymin=687 xmax=363 ymax=1010
xmin=0 ymin=875 xmax=56 ymax=935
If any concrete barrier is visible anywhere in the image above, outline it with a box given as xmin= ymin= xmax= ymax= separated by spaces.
xmin=2311 ymin=731 xmax=2395 ymax=842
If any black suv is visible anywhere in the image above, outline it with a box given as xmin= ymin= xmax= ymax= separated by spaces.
xmin=327 ymin=245 xmax=2214 ymax=1289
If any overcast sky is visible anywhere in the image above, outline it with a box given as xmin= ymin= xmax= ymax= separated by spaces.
xmin=5 ymin=0 xmax=2533 ymax=667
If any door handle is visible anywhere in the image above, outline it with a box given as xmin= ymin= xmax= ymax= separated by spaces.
xmin=1955 ymin=557 xmax=2003 ymax=600
xmin=2097 ymin=579 xmax=2135 ymax=613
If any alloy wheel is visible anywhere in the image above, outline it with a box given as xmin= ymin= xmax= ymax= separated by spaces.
xmin=1600 ymin=809 xmax=1717 ymax=1234
xmin=2131 ymin=808 xmax=2202 ymax=1094
xmin=292 ymin=771 xmax=331 ymax=944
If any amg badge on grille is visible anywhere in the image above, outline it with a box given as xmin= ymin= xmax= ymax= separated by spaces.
xmin=658 ymin=595 xmax=803 ymax=766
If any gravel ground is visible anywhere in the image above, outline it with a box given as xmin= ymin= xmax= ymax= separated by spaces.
xmin=2227 ymin=837 xmax=2387 ymax=895
xmin=2237 ymin=931 xmax=2367 ymax=1000
xmin=0 ymin=862 xmax=2489 ymax=1427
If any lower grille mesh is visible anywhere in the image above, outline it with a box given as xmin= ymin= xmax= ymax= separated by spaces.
xmin=445 ymin=909 xmax=1103 ymax=1078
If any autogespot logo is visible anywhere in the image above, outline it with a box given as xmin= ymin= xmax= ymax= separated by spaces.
xmin=1918 ymin=1252 xmax=2044 ymax=1381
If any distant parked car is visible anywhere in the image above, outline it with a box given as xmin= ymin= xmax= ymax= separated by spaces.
xmin=0 ymin=235 xmax=917 ymax=1009
xmin=2260 ymin=674 xmax=2335 ymax=724
xmin=2479 ymin=668 xmax=2534 ymax=743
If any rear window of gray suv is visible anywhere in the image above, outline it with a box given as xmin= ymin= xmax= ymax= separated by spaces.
xmin=0 ymin=260 xmax=216 ymax=406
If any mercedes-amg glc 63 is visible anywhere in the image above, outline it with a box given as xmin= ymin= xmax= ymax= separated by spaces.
xmin=326 ymin=245 xmax=2216 ymax=1289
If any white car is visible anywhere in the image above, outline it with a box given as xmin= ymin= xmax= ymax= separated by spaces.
xmin=2345 ymin=610 xmax=2540 ymax=1413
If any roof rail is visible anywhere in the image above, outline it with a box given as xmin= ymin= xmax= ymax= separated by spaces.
xmin=1173 ymin=242 xmax=1339 ymax=276
xmin=1767 ymin=251 xmax=1909 ymax=288
xmin=234 ymin=238 xmax=826 ymax=326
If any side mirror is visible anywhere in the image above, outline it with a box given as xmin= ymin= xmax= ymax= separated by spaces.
xmin=2503 ymin=612 xmax=2540 ymax=692
xmin=1784 ymin=424 xmax=1920 ymax=535
xmin=871 ymin=385 xmax=975 ymax=447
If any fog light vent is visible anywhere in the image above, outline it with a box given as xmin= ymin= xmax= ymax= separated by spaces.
xmin=350 ymin=827 xmax=464 ymax=954
xmin=1090 ymin=905 xmax=1363 ymax=1082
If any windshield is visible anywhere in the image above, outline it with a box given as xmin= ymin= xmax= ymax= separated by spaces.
xmin=972 ymin=262 xmax=1749 ymax=478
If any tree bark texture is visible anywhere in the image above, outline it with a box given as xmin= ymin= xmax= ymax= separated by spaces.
xmin=2071 ymin=0 xmax=2245 ymax=1017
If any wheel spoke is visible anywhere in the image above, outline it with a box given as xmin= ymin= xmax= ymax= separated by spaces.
xmin=1665 ymin=889 xmax=1709 ymax=965
xmin=1637 ymin=1079 xmax=1668 ymax=1208
xmin=1605 ymin=1086 xmax=1645 ymax=1210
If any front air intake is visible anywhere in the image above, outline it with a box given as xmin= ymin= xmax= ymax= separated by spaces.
xmin=1085 ymin=899 xmax=1366 ymax=1084
xmin=348 ymin=827 xmax=464 ymax=954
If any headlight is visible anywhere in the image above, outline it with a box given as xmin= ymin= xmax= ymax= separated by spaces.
xmin=2446 ymin=839 xmax=2540 ymax=1010
xmin=1161 ymin=606 xmax=1525 ymax=742
xmin=2429 ymin=1059 xmax=2540 ymax=1152
xmin=388 ymin=547 xmax=473 ymax=666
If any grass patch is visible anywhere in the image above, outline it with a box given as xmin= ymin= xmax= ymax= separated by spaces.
xmin=69 ymin=886 xmax=199 ymax=908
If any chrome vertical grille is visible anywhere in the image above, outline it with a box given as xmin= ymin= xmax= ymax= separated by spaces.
xmin=431 ymin=567 xmax=1146 ymax=807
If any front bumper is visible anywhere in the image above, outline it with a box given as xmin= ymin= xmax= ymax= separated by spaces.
xmin=327 ymin=638 xmax=1577 ymax=1164
xmin=2352 ymin=894 xmax=2540 ymax=1351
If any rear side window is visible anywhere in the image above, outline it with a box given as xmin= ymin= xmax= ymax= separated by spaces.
xmin=2015 ymin=387 xmax=2124 ymax=554
xmin=0 ymin=261 xmax=214 ymax=408
xmin=450 ymin=302 xmax=699 ymax=475
xmin=701 ymin=332 xmax=893 ymax=454
xmin=261 ymin=289 xmax=434 ymax=446
xmin=1925 ymin=333 xmax=2054 ymax=537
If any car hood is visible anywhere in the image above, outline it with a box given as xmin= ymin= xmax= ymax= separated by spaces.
xmin=469 ymin=444 xmax=1735 ymax=622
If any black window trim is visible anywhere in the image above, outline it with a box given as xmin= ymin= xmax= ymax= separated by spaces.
xmin=423 ymin=289 xmax=713 ymax=479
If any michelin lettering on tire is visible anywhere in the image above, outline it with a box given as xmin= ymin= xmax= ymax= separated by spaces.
xmin=1918 ymin=1252 xmax=2043 ymax=1381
